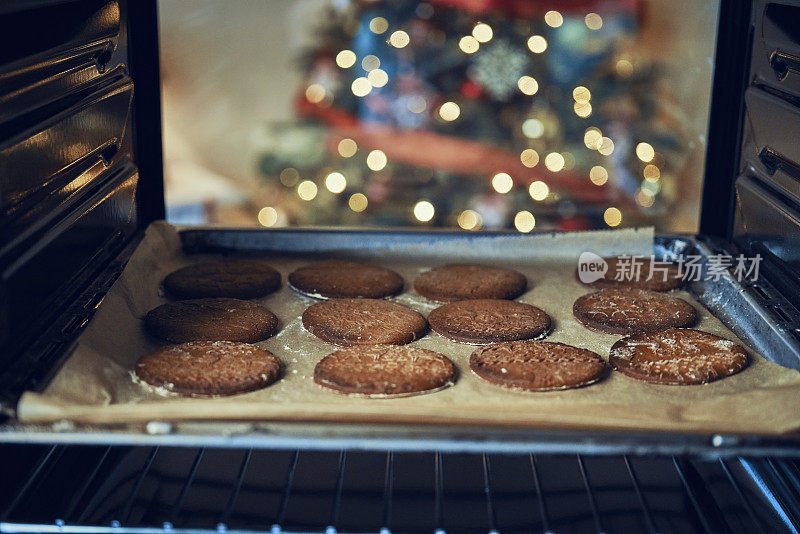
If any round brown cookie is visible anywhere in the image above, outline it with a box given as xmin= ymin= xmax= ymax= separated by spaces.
xmin=414 ymin=264 xmax=527 ymax=302
xmin=144 ymin=298 xmax=278 ymax=343
xmin=428 ymin=299 xmax=551 ymax=344
xmin=577 ymin=257 xmax=684 ymax=291
xmin=288 ymin=260 xmax=403 ymax=299
xmin=314 ymin=345 xmax=455 ymax=397
xmin=470 ymin=341 xmax=606 ymax=391
xmin=609 ymin=328 xmax=748 ymax=385
xmin=573 ymin=288 xmax=696 ymax=335
xmin=163 ymin=260 xmax=281 ymax=299
xmin=134 ymin=341 xmax=281 ymax=397
xmin=302 ymin=298 xmax=427 ymax=346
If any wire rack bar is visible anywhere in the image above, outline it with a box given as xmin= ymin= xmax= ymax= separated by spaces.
xmin=1 ymin=445 xmax=61 ymax=521
xmin=327 ymin=451 xmax=347 ymax=532
xmin=120 ymin=447 xmax=159 ymax=526
xmin=672 ymin=457 xmax=716 ymax=534
xmin=169 ymin=448 xmax=206 ymax=526
xmin=576 ymin=455 xmax=605 ymax=534
xmin=62 ymin=446 xmax=113 ymax=523
xmin=380 ymin=451 xmax=393 ymax=533
xmin=218 ymin=449 xmax=252 ymax=528
xmin=718 ymin=458 xmax=764 ymax=533
xmin=272 ymin=450 xmax=299 ymax=532
xmin=623 ymin=455 xmax=657 ymax=533
xmin=529 ymin=454 xmax=551 ymax=534
xmin=481 ymin=454 xmax=498 ymax=534
xmin=434 ymin=451 xmax=443 ymax=534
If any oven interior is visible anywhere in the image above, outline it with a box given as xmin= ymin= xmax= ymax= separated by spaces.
xmin=2 ymin=0 xmax=800 ymax=532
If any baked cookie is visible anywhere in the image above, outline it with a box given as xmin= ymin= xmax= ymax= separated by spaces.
xmin=577 ymin=257 xmax=683 ymax=291
xmin=134 ymin=341 xmax=281 ymax=397
xmin=470 ymin=340 xmax=606 ymax=391
xmin=163 ymin=260 xmax=281 ymax=299
xmin=302 ymin=298 xmax=427 ymax=346
xmin=144 ymin=298 xmax=278 ymax=343
xmin=428 ymin=299 xmax=551 ymax=344
xmin=314 ymin=345 xmax=455 ymax=397
xmin=288 ymin=260 xmax=403 ymax=299
xmin=573 ymin=288 xmax=696 ymax=334
xmin=610 ymin=328 xmax=748 ymax=385
xmin=414 ymin=264 xmax=527 ymax=302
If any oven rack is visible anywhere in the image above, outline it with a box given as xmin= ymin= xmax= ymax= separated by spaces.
xmin=1 ymin=444 xmax=798 ymax=534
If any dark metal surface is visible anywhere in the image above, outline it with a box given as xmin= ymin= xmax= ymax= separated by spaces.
xmin=0 ymin=444 xmax=796 ymax=534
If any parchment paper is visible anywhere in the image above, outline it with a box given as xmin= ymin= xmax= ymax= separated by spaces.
xmin=17 ymin=222 xmax=800 ymax=435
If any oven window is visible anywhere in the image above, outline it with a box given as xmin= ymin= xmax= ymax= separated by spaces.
xmin=158 ymin=0 xmax=720 ymax=233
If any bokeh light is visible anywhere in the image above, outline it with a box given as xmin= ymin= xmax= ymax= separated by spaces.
xmin=589 ymin=166 xmax=608 ymax=185
xmin=369 ymin=17 xmax=388 ymax=34
xmin=514 ymin=211 xmax=536 ymax=232
xmin=335 ymin=50 xmax=356 ymax=69
xmin=492 ymin=172 xmax=514 ymax=194
xmin=604 ymin=207 xmax=622 ymax=227
xmin=636 ymin=142 xmax=655 ymax=162
xmin=439 ymin=101 xmax=461 ymax=121
xmin=585 ymin=13 xmax=603 ymax=30
xmin=389 ymin=30 xmax=410 ymax=48
xmin=457 ymin=209 xmax=482 ymax=230
xmin=472 ymin=23 xmax=493 ymax=43
xmin=598 ymin=137 xmax=615 ymax=156
xmin=305 ymin=84 xmax=326 ymax=104
xmin=279 ymin=168 xmax=299 ymax=187
xmin=414 ymin=200 xmax=435 ymax=222
xmin=257 ymin=206 xmax=278 ymax=227
xmin=544 ymin=10 xmax=563 ymax=27
xmin=325 ymin=172 xmax=347 ymax=193
xmin=351 ymin=77 xmax=372 ymax=97
xmin=361 ymin=55 xmax=380 ymax=71
xmin=337 ymin=138 xmax=357 ymax=158
xmin=366 ymin=149 xmax=388 ymax=171
xmin=643 ymin=164 xmax=661 ymax=181
xmin=544 ymin=152 xmax=565 ymax=172
xmin=348 ymin=193 xmax=368 ymax=212
xmin=297 ymin=180 xmax=318 ymax=201
xmin=520 ymin=148 xmax=539 ymax=168
xmin=522 ymin=118 xmax=544 ymax=138
xmin=527 ymin=35 xmax=547 ymax=53
xmin=459 ymin=35 xmax=480 ymax=54
xmin=518 ymin=76 xmax=539 ymax=95
xmin=367 ymin=68 xmax=389 ymax=87
xmin=528 ymin=180 xmax=549 ymax=201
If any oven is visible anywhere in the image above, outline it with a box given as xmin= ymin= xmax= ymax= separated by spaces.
xmin=2 ymin=0 xmax=800 ymax=532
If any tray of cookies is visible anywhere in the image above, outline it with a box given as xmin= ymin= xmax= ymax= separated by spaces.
xmin=11 ymin=221 xmax=800 ymax=448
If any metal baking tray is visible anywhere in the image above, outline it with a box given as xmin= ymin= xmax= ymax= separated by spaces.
xmin=2 ymin=228 xmax=800 ymax=458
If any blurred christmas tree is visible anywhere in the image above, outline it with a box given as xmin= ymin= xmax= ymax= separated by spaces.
xmin=256 ymin=0 xmax=684 ymax=232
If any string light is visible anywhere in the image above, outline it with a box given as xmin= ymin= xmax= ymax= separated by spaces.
xmin=325 ymin=172 xmax=347 ymax=193
xmin=518 ymin=76 xmax=539 ymax=95
xmin=492 ymin=172 xmax=514 ymax=194
xmin=257 ymin=207 xmax=278 ymax=227
xmin=472 ymin=23 xmax=493 ymax=43
xmin=439 ymin=101 xmax=460 ymax=121
xmin=305 ymin=84 xmax=326 ymax=104
xmin=279 ymin=168 xmax=299 ymax=187
xmin=544 ymin=152 xmax=565 ymax=172
xmin=604 ymin=207 xmax=622 ymax=227
xmin=351 ymin=77 xmax=372 ymax=97
xmin=514 ymin=211 xmax=536 ymax=232
xmin=369 ymin=17 xmax=388 ymax=34
xmin=598 ymin=137 xmax=615 ymax=156
xmin=585 ymin=13 xmax=603 ymax=30
xmin=457 ymin=209 xmax=482 ymax=230
xmin=297 ymin=180 xmax=318 ymax=201
xmin=337 ymin=138 xmax=357 ymax=158
xmin=366 ymin=149 xmax=388 ymax=171
xmin=589 ymin=166 xmax=608 ymax=185
xmin=520 ymin=149 xmax=539 ymax=168
xmin=459 ymin=35 xmax=480 ymax=54
xmin=528 ymin=181 xmax=549 ymax=201
xmin=335 ymin=50 xmax=356 ymax=68
xmin=389 ymin=30 xmax=410 ymax=48
xmin=414 ymin=200 xmax=435 ymax=222
xmin=349 ymin=193 xmax=368 ymax=212
xmin=367 ymin=68 xmax=389 ymax=87
xmin=636 ymin=142 xmax=655 ymax=162
xmin=527 ymin=35 xmax=547 ymax=53
xmin=544 ymin=10 xmax=563 ymax=27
